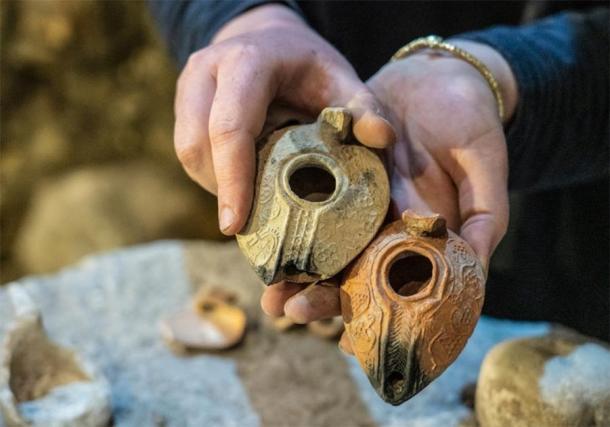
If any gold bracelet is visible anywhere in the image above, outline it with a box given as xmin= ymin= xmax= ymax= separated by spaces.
xmin=391 ymin=35 xmax=505 ymax=122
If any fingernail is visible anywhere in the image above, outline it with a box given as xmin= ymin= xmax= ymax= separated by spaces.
xmin=378 ymin=115 xmax=392 ymax=128
xmin=219 ymin=206 xmax=236 ymax=233
xmin=479 ymin=256 xmax=490 ymax=279
xmin=378 ymin=116 xmax=397 ymax=145
xmin=354 ymin=111 xmax=396 ymax=148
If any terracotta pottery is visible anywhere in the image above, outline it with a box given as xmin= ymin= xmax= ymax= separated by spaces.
xmin=340 ymin=210 xmax=485 ymax=405
xmin=237 ymin=107 xmax=390 ymax=284
xmin=160 ymin=287 xmax=246 ymax=352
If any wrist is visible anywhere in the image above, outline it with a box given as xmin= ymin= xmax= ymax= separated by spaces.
xmin=449 ymin=39 xmax=518 ymax=123
xmin=212 ymin=3 xmax=307 ymax=44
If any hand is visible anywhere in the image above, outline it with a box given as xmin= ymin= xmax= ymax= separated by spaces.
xmin=174 ymin=4 xmax=394 ymax=236
xmin=369 ymin=40 xmax=517 ymax=269
xmin=261 ymin=40 xmax=518 ymax=342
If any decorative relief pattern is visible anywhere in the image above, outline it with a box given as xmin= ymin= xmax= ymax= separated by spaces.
xmin=283 ymin=208 xmax=315 ymax=270
xmin=243 ymin=228 xmax=279 ymax=268
xmin=340 ymin=210 xmax=485 ymax=406
xmin=351 ymin=312 xmax=379 ymax=354
xmin=347 ymin=281 xmax=370 ymax=319
xmin=237 ymin=108 xmax=390 ymax=284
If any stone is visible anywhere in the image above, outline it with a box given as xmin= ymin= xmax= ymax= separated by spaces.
xmin=0 ymin=286 xmax=111 ymax=427
xmin=340 ymin=210 xmax=485 ymax=405
xmin=237 ymin=107 xmax=390 ymax=284
xmin=1 ymin=242 xmax=262 ymax=427
xmin=1 ymin=241 xmax=378 ymax=427
xmin=476 ymin=334 xmax=610 ymax=427
xmin=160 ymin=287 xmax=247 ymax=353
xmin=0 ymin=240 xmax=555 ymax=426
xmin=14 ymin=161 xmax=221 ymax=274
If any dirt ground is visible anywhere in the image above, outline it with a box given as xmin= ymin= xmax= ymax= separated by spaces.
xmin=183 ymin=241 xmax=377 ymax=427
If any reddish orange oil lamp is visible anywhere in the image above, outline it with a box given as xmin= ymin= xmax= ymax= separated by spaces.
xmin=340 ymin=210 xmax=485 ymax=405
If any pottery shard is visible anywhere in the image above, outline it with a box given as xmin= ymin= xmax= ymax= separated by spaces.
xmin=237 ymin=107 xmax=390 ymax=285
xmin=0 ymin=286 xmax=111 ymax=427
xmin=340 ymin=210 xmax=485 ymax=405
xmin=476 ymin=333 xmax=610 ymax=427
xmin=160 ymin=288 xmax=247 ymax=353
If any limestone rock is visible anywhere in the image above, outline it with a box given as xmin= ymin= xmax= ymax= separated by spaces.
xmin=0 ymin=240 xmax=557 ymax=427
xmin=0 ymin=286 xmax=111 ymax=427
xmin=1 ymin=242 xmax=262 ymax=427
xmin=15 ymin=161 xmax=221 ymax=274
xmin=476 ymin=334 xmax=610 ymax=427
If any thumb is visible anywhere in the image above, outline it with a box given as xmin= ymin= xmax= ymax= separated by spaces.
xmin=451 ymin=128 xmax=510 ymax=271
xmin=460 ymin=213 xmax=504 ymax=273
xmin=330 ymin=75 xmax=396 ymax=148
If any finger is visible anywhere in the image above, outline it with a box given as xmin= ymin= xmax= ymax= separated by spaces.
xmin=260 ymin=281 xmax=305 ymax=317
xmin=450 ymin=127 xmax=509 ymax=269
xmin=338 ymin=331 xmax=354 ymax=355
xmin=390 ymin=179 xmax=437 ymax=222
xmin=174 ymin=55 xmax=217 ymax=194
xmin=284 ymin=281 xmax=341 ymax=324
xmin=388 ymin=143 xmax=443 ymax=222
xmin=390 ymin=157 xmax=462 ymax=232
xmin=388 ymin=109 xmax=465 ymax=230
xmin=329 ymin=72 xmax=396 ymax=148
xmin=208 ymin=55 xmax=274 ymax=235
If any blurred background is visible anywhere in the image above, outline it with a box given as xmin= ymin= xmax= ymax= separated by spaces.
xmin=1 ymin=0 xmax=224 ymax=283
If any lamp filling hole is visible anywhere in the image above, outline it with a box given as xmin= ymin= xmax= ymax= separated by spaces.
xmin=289 ymin=166 xmax=336 ymax=202
xmin=388 ymin=252 xmax=433 ymax=296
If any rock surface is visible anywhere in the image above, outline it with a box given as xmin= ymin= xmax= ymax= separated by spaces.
xmin=1 ymin=240 xmax=553 ymax=427
xmin=0 ymin=287 xmax=111 ymax=427
xmin=476 ymin=335 xmax=610 ymax=427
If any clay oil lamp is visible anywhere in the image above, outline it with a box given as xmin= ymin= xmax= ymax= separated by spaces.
xmin=237 ymin=107 xmax=390 ymax=284
xmin=340 ymin=210 xmax=485 ymax=405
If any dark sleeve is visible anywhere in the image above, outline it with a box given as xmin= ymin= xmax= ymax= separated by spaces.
xmin=458 ymin=8 xmax=609 ymax=192
xmin=148 ymin=0 xmax=303 ymax=69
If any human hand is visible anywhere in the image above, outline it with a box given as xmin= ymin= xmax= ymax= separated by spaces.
xmin=174 ymin=4 xmax=394 ymax=236
xmin=260 ymin=40 xmax=518 ymax=339
xmin=368 ymin=39 xmax=517 ymax=269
